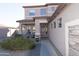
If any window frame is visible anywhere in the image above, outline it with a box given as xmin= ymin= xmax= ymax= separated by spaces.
xmin=48 ymin=7 xmax=56 ymax=13
xmin=29 ymin=9 xmax=35 ymax=16
xmin=40 ymin=8 xmax=46 ymax=16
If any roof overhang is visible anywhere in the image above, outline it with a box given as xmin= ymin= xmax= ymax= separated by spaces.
xmin=33 ymin=16 xmax=50 ymax=19
xmin=23 ymin=3 xmax=62 ymax=8
xmin=16 ymin=19 xmax=34 ymax=22
xmin=16 ymin=19 xmax=35 ymax=25
xmin=48 ymin=3 xmax=68 ymax=23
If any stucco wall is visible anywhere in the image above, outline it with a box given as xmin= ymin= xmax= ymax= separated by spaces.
xmin=48 ymin=3 xmax=79 ymax=55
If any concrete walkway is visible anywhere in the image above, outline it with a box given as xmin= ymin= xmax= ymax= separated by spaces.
xmin=40 ymin=39 xmax=58 ymax=56
xmin=28 ymin=43 xmax=41 ymax=56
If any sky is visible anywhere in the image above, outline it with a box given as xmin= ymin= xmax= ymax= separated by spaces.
xmin=0 ymin=3 xmax=25 ymax=28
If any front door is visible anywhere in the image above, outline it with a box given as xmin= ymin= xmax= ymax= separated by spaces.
xmin=40 ymin=23 xmax=48 ymax=38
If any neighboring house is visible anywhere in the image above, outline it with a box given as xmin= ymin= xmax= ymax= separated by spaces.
xmin=16 ymin=3 xmax=79 ymax=56
xmin=0 ymin=25 xmax=9 ymax=40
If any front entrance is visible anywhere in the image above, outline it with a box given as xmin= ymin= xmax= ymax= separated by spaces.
xmin=40 ymin=23 xmax=48 ymax=38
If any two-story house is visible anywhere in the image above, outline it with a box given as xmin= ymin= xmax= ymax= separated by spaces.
xmin=16 ymin=3 xmax=65 ymax=38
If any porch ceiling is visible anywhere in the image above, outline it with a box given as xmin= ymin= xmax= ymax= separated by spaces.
xmin=16 ymin=19 xmax=35 ymax=25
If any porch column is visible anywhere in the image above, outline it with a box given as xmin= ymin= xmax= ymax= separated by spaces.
xmin=31 ymin=25 xmax=34 ymax=32
xmin=19 ymin=23 xmax=23 ymax=35
xmin=35 ymin=20 xmax=40 ymax=38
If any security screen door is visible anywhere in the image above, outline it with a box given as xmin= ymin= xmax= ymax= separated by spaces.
xmin=65 ymin=19 xmax=79 ymax=56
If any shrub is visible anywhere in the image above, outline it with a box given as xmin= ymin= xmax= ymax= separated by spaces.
xmin=0 ymin=36 xmax=35 ymax=50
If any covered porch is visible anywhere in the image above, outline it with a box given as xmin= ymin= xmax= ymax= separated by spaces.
xmin=16 ymin=18 xmax=48 ymax=38
xmin=16 ymin=19 xmax=35 ymax=38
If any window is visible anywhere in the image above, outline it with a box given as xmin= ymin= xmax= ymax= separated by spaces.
xmin=58 ymin=18 xmax=62 ymax=28
xmin=54 ymin=21 xmax=56 ymax=28
xmin=29 ymin=9 xmax=35 ymax=16
xmin=51 ymin=23 xmax=53 ymax=29
xmin=48 ymin=7 xmax=56 ymax=13
xmin=40 ymin=8 xmax=46 ymax=16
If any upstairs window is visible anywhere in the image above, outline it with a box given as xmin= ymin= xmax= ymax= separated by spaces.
xmin=40 ymin=8 xmax=46 ymax=16
xmin=48 ymin=7 xmax=56 ymax=13
xmin=29 ymin=9 xmax=35 ymax=16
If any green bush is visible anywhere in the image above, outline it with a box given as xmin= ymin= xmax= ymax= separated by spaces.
xmin=0 ymin=36 xmax=35 ymax=50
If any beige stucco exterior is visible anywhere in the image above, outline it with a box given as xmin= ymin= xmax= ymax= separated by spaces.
xmin=48 ymin=3 xmax=79 ymax=55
